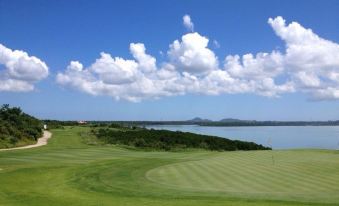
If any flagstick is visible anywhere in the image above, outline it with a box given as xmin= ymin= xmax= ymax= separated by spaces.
xmin=268 ymin=137 xmax=275 ymax=165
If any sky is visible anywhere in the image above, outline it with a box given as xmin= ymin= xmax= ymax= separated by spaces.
xmin=1 ymin=0 xmax=339 ymax=121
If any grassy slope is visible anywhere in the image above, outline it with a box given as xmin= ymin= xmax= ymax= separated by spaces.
xmin=0 ymin=126 xmax=338 ymax=206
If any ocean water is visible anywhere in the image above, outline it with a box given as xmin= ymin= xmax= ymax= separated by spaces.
xmin=146 ymin=125 xmax=339 ymax=150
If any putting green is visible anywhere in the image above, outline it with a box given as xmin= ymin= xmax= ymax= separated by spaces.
xmin=147 ymin=150 xmax=339 ymax=203
xmin=1 ymin=126 xmax=339 ymax=206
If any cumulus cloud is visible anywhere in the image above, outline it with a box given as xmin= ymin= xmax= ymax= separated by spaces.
xmin=56 ymin=16 xmax=339 ymax=101
xmin=90 ymin=52 xmax=139 ymax=85
xmin=268 ymin=16 xmax=339 ymax=99
xmin=168 ymin=32 xmax=218 ymax=74
xmin=130 ymin=43 xmax=157 ymax=73
xmin=225 ymin=51 xmax=284 ymax=80
xmin=183 ymin=14 xmax=194 ymax=32
xmin=0 ymin=44 xmax=49 ymax=92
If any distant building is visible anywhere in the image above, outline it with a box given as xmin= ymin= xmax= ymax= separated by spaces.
xmin=78 ymin=121 xmax=87 ymax=124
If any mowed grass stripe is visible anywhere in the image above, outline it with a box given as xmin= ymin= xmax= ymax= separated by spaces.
xmin=227 ymin=153 xmax=338 ymax=193
xmin=212 ymin=151 xmax=339 ymax=192
xmin=270 ymin=163 xmax=337 ymax=191
xmin=175 ymin=163 xmax=199 ymax=188
xmin=210 ymin=159 xmax=259 ymax=191
xmin=203 ymin=157 xmax=263 ymax=191
xmin=193 ymin=161 xmax=230 ymax=190
xmin=208 ymin=154 xmax=299 ymax=193
xmin=211 ymin=153 xmax=294 ymax=192
xmin=263 ymin=154 xmax=339 ymax=191
xmin=209 ymin=158 xmax=275 ymax=192
xmin=181 ymin=162 xmax=211 ymax=188
xmin=147 ymin=149 xmax=339 ymax=202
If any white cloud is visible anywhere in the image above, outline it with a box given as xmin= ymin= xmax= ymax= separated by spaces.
xmin=0 ymin=79 xmax=34 ymax=92
xmin=67 ymin=61 xmax=83 ymax=72
xmin=0 ymin=44 xmax=48 ymax=92
xmin=268 ymin=16 xmax=339 ymax=99
xmin=56 ymin=16 xmax=339 ymax=102
xmin=213 ymin=40 xmax=220 ymax=48
xmin=89 ymin=52 xmax=139 ymax=85
xmin=183 ymin=15 xmax=194 ymax=32
xmin=168 ymin=32 xmax=218 ymax=74
xmin=130 ymin=43 xmax=157 ymax=73
xmin=225 ymin=51 xmax=284 ymax=80
xmin=56 ymin=44 xmax=181 ymax=102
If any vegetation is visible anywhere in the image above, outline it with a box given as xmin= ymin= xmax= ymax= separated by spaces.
xmin=93 ymin=127 xmax=270 ymax=151
xmin=0 ymin=126 xmax=339 ymax=206
xmin=0 ymin=107 xmax=338 ymax=205
xmin=106 ymin=120 xmax=339 ymax=127
xmin=197 ymin=120 xmax=339 ymax=126
xmin=0 ymin=104 xmax=42 ymax=148
xmin=43 ymin=120 xmax=80 ymax=129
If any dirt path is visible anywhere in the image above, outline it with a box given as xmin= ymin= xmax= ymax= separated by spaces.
xmin=0 ymin=131 xmax=52 ymax=151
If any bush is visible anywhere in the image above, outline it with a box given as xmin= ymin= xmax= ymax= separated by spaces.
xmin=93 ymin=128 xmax=271 ymax=151
xmin=0 ymin=104 xmax=43 ymax=148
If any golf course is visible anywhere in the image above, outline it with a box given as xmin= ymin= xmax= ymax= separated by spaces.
xmin=1 ymin=126 xmax=339 ymax=206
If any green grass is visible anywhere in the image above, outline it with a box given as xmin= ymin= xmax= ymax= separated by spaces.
xmin=0 ymin=126 xmax=339 ymax=206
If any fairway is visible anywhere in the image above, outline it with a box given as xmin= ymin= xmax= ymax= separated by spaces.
xmin=1 ymin=127 xmax=339 ymax=206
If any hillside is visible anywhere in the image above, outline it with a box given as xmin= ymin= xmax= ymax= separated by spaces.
xmin=0 ymin=104 xmax=43 ymax=148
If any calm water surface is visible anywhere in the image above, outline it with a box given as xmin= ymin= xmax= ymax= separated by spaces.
xmin=146 ymin=125 xmax=339 ymax=149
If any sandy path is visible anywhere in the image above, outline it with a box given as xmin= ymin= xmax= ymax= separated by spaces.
xmin=0 ymin=131 xmax=52 ymax=151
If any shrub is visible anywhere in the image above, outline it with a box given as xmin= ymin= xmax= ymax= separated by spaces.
xmin=93 ymin=128 xmax=271 ymax=151
xmin=0 ymin=104 xmax=43 ymax=148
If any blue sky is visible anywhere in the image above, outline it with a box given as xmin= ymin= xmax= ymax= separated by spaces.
xmin=1 ymin=0 xmax=339 ymax=121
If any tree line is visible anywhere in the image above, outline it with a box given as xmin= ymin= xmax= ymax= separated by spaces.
xmin=93 ymin=127 xmax=271 ymax=151
xmin=87 ymin=120 xmax=339 ymax=127
xmin=43 ymin=120 xmax=81 ymax=129
xmin=197 ymin=121 xmax=339 ymax=126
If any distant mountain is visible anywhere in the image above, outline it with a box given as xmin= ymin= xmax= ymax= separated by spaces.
xmin=219 ymin=118 xmax=255 ymax=122
xmin=188 ymin=117 xmax=252 ymax=123
xmin=219 ymin=118 xmax=243 ymax=122
xmin=188 ymin=117 xmax=212 ymax=122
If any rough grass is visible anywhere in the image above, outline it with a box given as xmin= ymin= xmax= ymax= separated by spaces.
xmin=0 ymin=126 xmax=338 ymax=206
